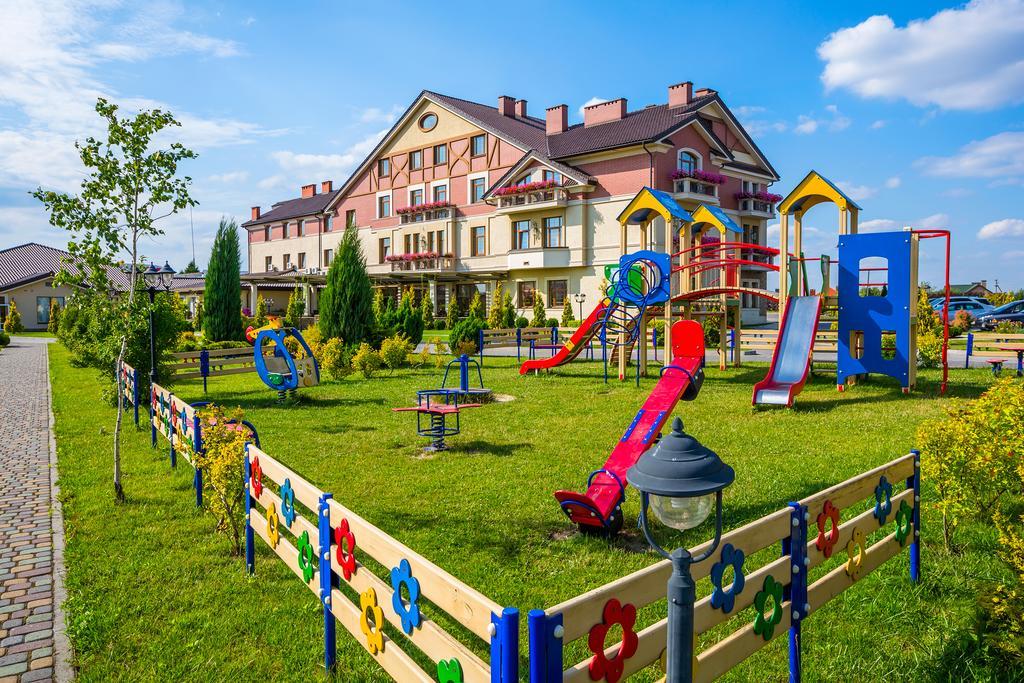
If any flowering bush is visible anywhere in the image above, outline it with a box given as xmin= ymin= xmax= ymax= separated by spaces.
xmin=493 ymin=179 xmax=560 ymax=197
xmin=995 ymin=320 xmax=1024 ymax=334
xmin=670 ymin=168 xmax=728 ymax=185
xmin=384 ymin=252 xmax=453 ymax=262
xmin=395 ymin=201 xmax=452 ymax=215
xmin=735 ymin=190 xmax=783 ymax=203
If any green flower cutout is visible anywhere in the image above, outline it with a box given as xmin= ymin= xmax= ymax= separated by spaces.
xmin=895 ymin=500 xmax=913 ymax=547
xmin=437 ymin=658 xmax=463 ymax=683
xmin=752 ymin=575 xmax=784 ymax=641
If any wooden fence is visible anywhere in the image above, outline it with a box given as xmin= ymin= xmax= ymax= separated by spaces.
xmin=117 ymin=360 xmax=139 ymax=426
xmin=528 ymin=452 xmax=921 ymax=682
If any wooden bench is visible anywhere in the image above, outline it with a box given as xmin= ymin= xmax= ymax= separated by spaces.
xmin=964 ymin=332 xmax=1024 ymax=372
xmin=477 ymin=327 xmax=553 ymax=363
xmin=733 ymin=328 xmax=838 ymax=367
xmin=170 ymin=346 xmax=274 ymax=392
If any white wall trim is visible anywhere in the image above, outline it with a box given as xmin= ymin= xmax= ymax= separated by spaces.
xmin=467 ymin=171 xmax=489 ymax=205
xmin=375 ymin=189 xmax=392 ymax=219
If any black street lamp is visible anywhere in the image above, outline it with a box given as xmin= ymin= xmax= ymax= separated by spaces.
xmin=626 ymin=417 xmax=735 ymax=683
xmin=142 ymin=261 xmax=176 ymax=391
xmin=574 ymin=292 xmax=587 ymax=322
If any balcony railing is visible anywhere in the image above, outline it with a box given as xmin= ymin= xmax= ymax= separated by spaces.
xmin=388 ymin=256 xmax=455 ymax=272
xmin=495 ymin=188 xmax=568 ymax=212
xmin=673 ymin=178 xmax=720 ymax=202
xmin=399 ymin=207 xmax=452 ymax=225
xmin=738 ymin=198 xmax=776 ymax=217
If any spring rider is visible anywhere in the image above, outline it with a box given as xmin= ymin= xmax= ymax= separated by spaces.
xmin=393 ymin=355 xmax=491 ymax=451
xmin=253 ymin=327 xmax=320 ymax=402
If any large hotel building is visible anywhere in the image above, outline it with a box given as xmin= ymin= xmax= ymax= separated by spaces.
xmin=241 ymin=82 xmax=780 ymax=324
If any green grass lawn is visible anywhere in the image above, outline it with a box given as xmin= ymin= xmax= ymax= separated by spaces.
xmin=50 ymin=345 xmax=1014 ymax=681
xmin=12 ymin=330 xmax=56 ymax=338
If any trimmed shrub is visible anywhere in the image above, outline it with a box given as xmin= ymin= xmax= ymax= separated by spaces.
xmin=192 ymin=405 xmax=249 ymax=556
xmin=0 ymin=330 xmax=9 ymax=347
xmin=253 ymin=295 xmax=268 ymax=327
xmin=351 ymin=342 xmax=383 ymax=378
xmin=455 ymin=340 xmax=477 ymax=356
xmin=284 ymin=285 xmax=305 ymax=328
xmin=488 ymin=282 xmax=505 ymax=329
xmin=561 ymin=297 xmax=574 ymax=326
xmin=319 ymin=337 xmax=354 ymax=380
xmin=917 ymin=330 xmax=943 ymax=368
xmin=530 ymin=293 xmax=546 ymax=327
xmin=515 ymin=316 xmax=528 ymax=329
xmin=3 ymin=301 xmax=24 ymax=333
xmin=449 ymin=317 xmax=486 ymax=354
xmin=445 ymin=299 xmax=459 ymax=330
xmin=319 ymin=224 xmax=374 ymax=345
xmin=468 ymin=291 xmax=486 ymax=321
xmin=501 ymin=291 xmax=515 ymax=328
xmin=545 ymin=318 xmax=559 ymax=327
xmin=47 ymin=299 xmax=62 ymax=334
xmin=419 ymin=291 xmax=434 ymax=329
xmin=192 ymin=299 xmax=203 ymax=333
xmin=395 ymin=289 xmax=425 ymax=346
xmin=380 ymin=335 xmax=413 ymax=372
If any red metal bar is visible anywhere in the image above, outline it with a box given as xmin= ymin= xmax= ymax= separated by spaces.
xmin=672 ymin=241 xmax=780 ymax=257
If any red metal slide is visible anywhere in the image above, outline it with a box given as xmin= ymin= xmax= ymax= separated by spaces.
xmin=553 ymin=320 xmax=706 ymax=532
xmin=518 ymin=299 xmax=610 ymax=375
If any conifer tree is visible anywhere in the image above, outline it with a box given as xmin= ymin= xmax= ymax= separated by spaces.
xmin=319 ymin=225 xmax=373 ymax=343
xmin=203 ymin=218 xmax=244 ymax=341
xmin=488 ymin=282 xmax=505 ymax=328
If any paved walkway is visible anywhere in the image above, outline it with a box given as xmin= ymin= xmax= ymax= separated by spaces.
xmin=0 ymin=337 xmax=71 ymax=682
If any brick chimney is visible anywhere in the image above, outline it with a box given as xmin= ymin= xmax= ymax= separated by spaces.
xmin=251 ymin=206 xmax=261 ymax=221
xmin=694 ymin=87 xmax=718 ymax=99
xmin=498 ymin=95 xmax=515 ymax=116
xmin=514 ymin=99 xmax=527 ymax=118
xmin=583 ymin=98 xmax=627 ymax=127
xmin=301 ymin=183 xmax=316 ymax=198
xmin=668 ymin=81 xmax=693 ymax=108
xmin=546 ymin=105 xmax=568 ymax=135
xmin=321 ymin=180 xmax=333 ymax=193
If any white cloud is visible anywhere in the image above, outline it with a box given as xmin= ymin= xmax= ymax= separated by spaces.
xmin=793 ymin=105 xmax=850 ymax=134
xmin=1002 ymin=250 xmax=1024 ymax=259
xmin=578 ymin=97 xmax=609 ymax=118
xmin=736 ymin=106 xmax=787 ymax=136
xmin=262 ymin=128 xmax=389 ymax=192
xmin=941 ymin=187 xmax=974 ymax=198
xmin=916 ymin=131 xmax=1024 ymax=179
xmin=978 ymin=218 xmax=1024 ymax=239
xmin=818 ymin=0 xmax=1024 ymax=111
xmin=918 ymin=213 xmax=950 ymax=229
xmin=734 ymin=106 xmax=765 ymax=117
xmin=359 ymin=106 xmax=401 ymax=124
xmin=860 ymin=218 xmax=899 ymax=232
xmin=871 ymin=120 xmax=887 ymax=129
xmin=836 ymin=180 xmax=877 ymax=201
xmin=208 ymin=171 xmax=249 ymax=183
xmin=884 ymin=176 xmax=901 ymax=189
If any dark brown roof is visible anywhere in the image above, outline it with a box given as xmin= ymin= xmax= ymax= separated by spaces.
xmin=0 ymin=242 xmax=133 ymax=291
xmin=425 ymin=91 xmax=549 ymax=150
xmin=241 ymin=189 xmax=340 ymax=228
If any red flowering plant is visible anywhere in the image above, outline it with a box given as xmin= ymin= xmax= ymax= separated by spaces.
xmin=493 ymin=179 xmax=560 ymax=197
xmin=386 ymin=252 xmax=442 ymax=262
xmin=396 ymin=200 xmax=453 ymax=215
xmin=735 ymin=190 xmax=783 ymax=203
xmin=670 ymin=168 xmax=728 ymax=184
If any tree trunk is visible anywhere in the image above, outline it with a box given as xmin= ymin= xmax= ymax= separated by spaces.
xmin=113 ymin=233 xmax=139 ymax=502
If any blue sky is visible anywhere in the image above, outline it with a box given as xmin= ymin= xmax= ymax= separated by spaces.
xmin=1 ymin=0 xmax=1022 ymax=290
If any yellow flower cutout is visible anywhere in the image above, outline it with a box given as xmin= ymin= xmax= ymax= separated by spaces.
xmin=267 ymin=502 xmax=280 ymax=549
xmin=845 ymin=527 xmax=866 ymax=580
xmin=360 ymin=587 xmax=385 ymax=655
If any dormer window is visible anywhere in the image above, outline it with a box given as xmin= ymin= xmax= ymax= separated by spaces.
xmin=677 ymin=150 xmax=699 ymax=173
xmin=516 ymin=173 xmax=532 ymax=186
xmin=542 ymin=170 xmax=562 ymax=184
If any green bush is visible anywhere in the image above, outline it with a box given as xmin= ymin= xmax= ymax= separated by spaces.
xmin=917 ymin=330 xmax=943 ymax=368
xmin=253 ymin=295 xmax=268 ymax=327
xmin=445 ymin=299 xmax=459 ymax=330
xmin=351 ymin=342 xmax=383 ymax=378
xmin=501 ymin=292 xmax=516 ymax=328
xmin=395 ymin=289 xmax=424 ymax=346
xmin=380 ymin=335 xmax=413 ymax=372
xmin=702 ymin=311 xmax=723 ymax=347
xmin=284 ymin=285 xmax=305 ymax=327
xmin=515 ymin=316 xmax=528 ymax=329
xmin=192 ymin=299 xmax=203 ymax=333
xmin=3 ymin=300 xmax=24 ymax=333
xmin=975 ymin=583 xmax=1024 ymax=669
xmin=561 ymin=298 xmax=574 ymax=326
xmin=488 ymin=283 xmax=506 ymax=329
xmin=530 ymin=293 xmax=546 ymax=327
xmin=545 ymin=318 xmax=559 ymax=327
xmin=0 ymin=330 xmax=9 ymax=347
xmin=319 ymin=337 xmax=354 ymax=380
xmin=449 ymin=317 xmax=486 ymax=354
xmin=47 ymin=299 xmax=62 ymax=334
xmin=996 ymin=320 xmax=1024 ymax=334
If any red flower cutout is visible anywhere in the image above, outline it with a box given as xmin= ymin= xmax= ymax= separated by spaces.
xmin=815 ymin=500 xmax=841 ymax=558
xmin=334 ymin=518 xmax=357 ymax=580
xmin=250 ymin=456 xmax=263 ymax=499
xmin=587 ymin=599 xmax=638 ymax=683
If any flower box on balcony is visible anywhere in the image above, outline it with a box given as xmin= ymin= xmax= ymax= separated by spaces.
xmin=670 ymin=168 xmax=728 ymax=185
xmin=397 ymin=202 xmax=453 ymax=224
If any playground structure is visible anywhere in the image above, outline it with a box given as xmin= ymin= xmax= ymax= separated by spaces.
xmin=171 ymin=325 xmax=321 ymax=401
xmin=393 ymin=354 xmax=491 ymax=451
xmin=130 ymin=351 xmax=923 ymax=682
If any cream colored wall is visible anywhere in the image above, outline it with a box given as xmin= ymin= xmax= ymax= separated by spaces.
xmin=3 ymin=279 xmax=76 ymax=330
xmin=378 ymin=101 xmax=481 ymax=157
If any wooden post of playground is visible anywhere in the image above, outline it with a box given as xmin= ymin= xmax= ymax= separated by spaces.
xmin=638 ymin=222 xmax=648 ymax=378
xmin=733 ymin=304 xmax=743 ymax=368
xmin=794 ymin=213 xmax=804 ymax=297
xmin=779 ymin=212 xmax=789 ymax=315
xmin=664 ymin=218 xmax=675 ymax=368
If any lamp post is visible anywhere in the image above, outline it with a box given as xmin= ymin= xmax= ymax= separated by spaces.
xmin=141 ymin=261 xmax=176 ymax=388
xmin=626 ymin=417 xmax=735 ymax=683
xmin=574 ymin=292 xmax=587 ymax=322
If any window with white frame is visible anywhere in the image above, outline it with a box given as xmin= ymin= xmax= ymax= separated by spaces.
xmin=432 ymin=183 xmax=447 ymax=203
xmin=377 ymin=192 xmax=392 ymax=218
xmin=468 ymin=172 xmax=488 ymax=204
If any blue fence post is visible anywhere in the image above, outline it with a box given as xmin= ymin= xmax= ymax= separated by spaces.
xmin=478 ymin=329 xmax=485 ymax=366
xmin=192 ymin=413 xmax=203 ymax=508
xmin=516 ymin=327 xmax=522 ymax=363
xmin=908 ymin=449 xmax=921 ymax=583
xmin=200 ymin=349 xmax=210 ymax=393
xmin=490 ymin=607 xmax=519 ymax=683
xmin=528 ymin=609 xmax=563 ymax=683
xmin=168 ymin=400 xmax=176 ymax=467
xmin=318 ymin=493 xmax=337 ymax=672
xmin=964 ymin=333 xmax=973 ymax=369
xmin=132 ymin=367 xmax=139 ymax=426
xmin=243 ymin=445 xmax=255 ymax=575
xmin=150 ymin=389 xmax=157 ymax=448
xmin=783 ymin=502 xmax=809 ymax=683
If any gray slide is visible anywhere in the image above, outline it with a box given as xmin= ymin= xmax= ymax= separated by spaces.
xmin=752 ymin=296 xmax=823 ymax=406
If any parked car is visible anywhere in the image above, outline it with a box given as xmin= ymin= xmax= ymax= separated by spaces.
xmin=929 ymin=295 xmax=992 ymax=310
xmin=938 ymin=299 xmax=994 ymax=325
xmin=976 ymin=299 xmax=1024 ymax=330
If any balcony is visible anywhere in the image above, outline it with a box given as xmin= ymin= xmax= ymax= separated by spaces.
xmin=507 ymin=246 xmax=570 ymax=270
xmin=672 ymin=178 xmax=720 ymax=204
xmin=387 ymin=254 xmax=455 ymax=272
xmin=493 ymin=188 xmax=569 ymax=214
xmin=737 ymin=197 xmax=777 ymax=219
xmin=398 ymin=206 xmax=452 ymax=225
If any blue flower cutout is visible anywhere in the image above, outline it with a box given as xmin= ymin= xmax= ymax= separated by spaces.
xmin=280 ymin=478 xmax=296 ymax=528
xmin=179 ymin=407 xmax=189 ymax=434
xmin=709 ymin=543 xmax=745 ymax=614
xmin=390 ymin=558 xmax=422 ymax=634
xmin=873 ymin=475 xmax=893 ymax=526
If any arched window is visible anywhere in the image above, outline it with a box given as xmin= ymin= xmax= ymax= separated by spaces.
xmin=677 ymin=150 xmax=699 ymax=173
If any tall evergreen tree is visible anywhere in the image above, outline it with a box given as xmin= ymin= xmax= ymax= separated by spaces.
xmin=319 ymin=225 xmax=373 ymax=343
xmin=203 ymin=217 xmax=244 ymax=341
